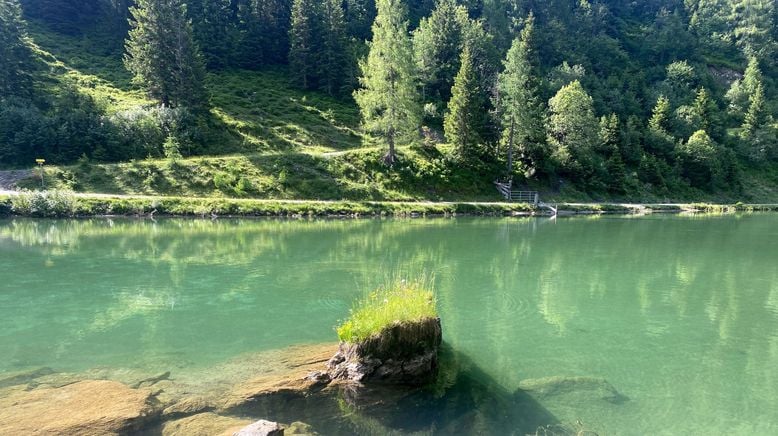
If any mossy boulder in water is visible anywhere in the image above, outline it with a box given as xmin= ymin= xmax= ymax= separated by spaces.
xmin=327 ymin=317 xmax=442 ymax=385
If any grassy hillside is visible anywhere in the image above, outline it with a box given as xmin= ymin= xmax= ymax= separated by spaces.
xmin=12 ymin=20 xmax=778 ymax=204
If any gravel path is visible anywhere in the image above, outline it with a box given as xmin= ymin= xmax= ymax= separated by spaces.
xmin=0 ymin=170 xmax=32 ymax=190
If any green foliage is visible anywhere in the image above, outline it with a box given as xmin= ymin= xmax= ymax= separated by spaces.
xmin=7 ymin=0 xmax=778 ymax=201
xmin=444 ymin=46 xmax=487 ymax=159
xmin=288 ymin=0 xmax=318 ymax=89
xmin=413 ymin=0 xmax=469 ymax=106
xmin=188 ymin=0 xmax=235 ymax=69
xmin=288 ymin=0 xmax=349 ymax=95
xmin=547 ymin=81 xmax=601 ymax=183
xmin=336 ymin=276 xmax=437 ymax=343
xmin=676 ymin=130 xmax=721 ymax=189
xmin=0 ymin=0 xmax=32 ymax=96
xmin=124 ymin=0 xmax=208 ymax=108
xmin=10 ymin=190 xmax=79 ymax=217
xmin=497 ymin=15 xmax=547 ymax=176
xmin=354 ymin=0 xmax=421 ymax=165
xmin=235 ymin=0 xmax=292 ymax=67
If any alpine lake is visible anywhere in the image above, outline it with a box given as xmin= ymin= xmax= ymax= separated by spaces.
xmin=1 ymin=214 xmax=777 ymax=435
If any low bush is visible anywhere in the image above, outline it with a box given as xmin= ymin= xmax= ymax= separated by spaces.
xmin=10 ymin=190 xmax=79 ymax=217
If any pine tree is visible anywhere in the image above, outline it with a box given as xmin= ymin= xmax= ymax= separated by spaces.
xmin=354 ymin=0 xmax=421 ymax=165
xmin=497 ymin=14 xmax=546 ymax=176
xmin=444 ymin=46 xmax=487 ymax=158
xmin=319 ymin=0 xmax=349 ymax=95
xmin=726 ymin=56 xmax=763 ymax=117
xmin=647 ymin=95 xmax=675 ymax=158
xmin=0 ymin=0 xmax=31 ymax=97
xmin=692 ymin=87 xmax=720 ymax=138
xmin=413 ymin=0 xmax=470 ymax=105
xmin=236 ymin=0 xmax=293 ymax=67
xmin=188 ymin=0 xmax=234 ymax=69
xmin=124 ymin=0 xmax=208 ymax=109
xmin=649 ymin=95 xmax=672 ymax=133
xmin=741 ymin=82 xmax=766 ymax=138
xmin=288 ymin=0 xmax=320 ymax=89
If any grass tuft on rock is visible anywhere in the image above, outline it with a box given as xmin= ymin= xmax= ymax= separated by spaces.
xmin=337 ymin=277 xmax=437 ymax=343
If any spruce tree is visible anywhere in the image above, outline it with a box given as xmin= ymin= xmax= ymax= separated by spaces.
xmin=692 ymin=87 xmax=721 ymax=139
xmin=413 ymin=0 xmax=469 ymax=105
xmin=496 ymin=14 xmax=546 ymax=176
xmin=647 ymin=95 xmax=675 ymax=158
xmin=236 ymin=0 xmax=293 ymax=67
xmin=444 ymin=46 xmax=487 ymax=158
xmin=649 ymin=96 xmax=672 ymax=133
xmin=188 ymin=0 xmax=234 ymax=69
xmin=124 ymin=0 xmax=208 ymax=109
xmin=0 ymin=0 xmax=31 ymax=97
xmin=319 ymin=0 xmax=349 ymax=95
xmin=288 ymin=0 xmax=320 ymax=89
xmin=354 ymin=0 xmax=421 ymax=165
xmin=726 ymin=57 xmax=763 ymax=118
xmin=741 ymin=82 xmax=766 ymax=139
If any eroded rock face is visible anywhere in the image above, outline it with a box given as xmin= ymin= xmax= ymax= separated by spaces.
xmin=0 ymin=380 xmax=159 ymax=435
xmin=327 ymin=317 xmax=442 ymax=385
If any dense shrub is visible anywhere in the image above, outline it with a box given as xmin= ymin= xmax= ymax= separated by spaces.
xmin=10 ymin=190 xmax=79 ymax=217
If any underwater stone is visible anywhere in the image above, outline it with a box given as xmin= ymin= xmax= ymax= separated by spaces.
xmin=233 ymin=419 xmax=284 ymax=436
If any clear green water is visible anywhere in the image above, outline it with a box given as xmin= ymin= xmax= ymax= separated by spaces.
xmin=1 ymin=215 xmax=778 ymax=434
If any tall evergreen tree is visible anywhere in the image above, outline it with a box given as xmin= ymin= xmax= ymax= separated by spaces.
xmin=319 ymin=0 xmax=349 ymax=95
xmin=444 ymin=46 xmax=487 ymax=158
xmin=188 ymin=0 xmax=234 ymax=69
xmin=413 ymin=0 xmax=470 ymax=105
xmin=236 ymin=0 xmax=293 ymax=67
xmin=692 ymin=87 xmax=721 ymax=138
xmin=354 ymin=0 xmax=420 ymax=165
xmin=649 ymin=95 xmax=673 ymax=133
xmin=343 ymin=0 xmax=376 ymax=41
xmin=288 ymin=0 xmax=320 ymax=89
xmin=647 ymin=95 xmax=676 ymax=158
xmin=496 ymin=14 xmax=546 ymax=176
xmin=124 ymin=0 xmax=208 ymax=108
xmin=726 ymin=56 xmax=763 ymax=118
xmin=0 ymin=0 xmax=31 ymax=97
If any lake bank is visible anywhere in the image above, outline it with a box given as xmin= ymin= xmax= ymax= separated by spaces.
xmin=2 ymin=192 xmax=777 ymax=218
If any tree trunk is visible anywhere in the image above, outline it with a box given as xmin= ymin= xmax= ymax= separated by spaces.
xmin=507 ymin=116 xmax=515 ymax=177
xmin=384 ymin=127 xmax=397 ymax=166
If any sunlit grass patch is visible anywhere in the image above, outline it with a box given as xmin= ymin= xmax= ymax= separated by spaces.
xmin=337 ymin=276 xmax=438 ymax=343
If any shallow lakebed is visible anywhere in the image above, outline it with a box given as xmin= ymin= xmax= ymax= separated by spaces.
xmin=1 ymin=215 xmax=777 ymax=434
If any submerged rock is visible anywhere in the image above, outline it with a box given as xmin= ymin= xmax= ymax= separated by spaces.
xmin=161 ymin=412 xmax=252 ymax=436
xmin=327 ymin=317 xmax=442 ymax=385
xmin=0 ymin=367 xmax=55 ymax=389
xmin=0 ymin=380 xmax=159 ymax=435
xmin=234 ymin=419 xmax=284 ymax=436
xmin=517 ymin=376 xmax=628 ymax=404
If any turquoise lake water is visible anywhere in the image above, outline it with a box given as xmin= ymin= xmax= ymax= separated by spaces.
xmin=1 ymin=215 xmax=777 ymax=434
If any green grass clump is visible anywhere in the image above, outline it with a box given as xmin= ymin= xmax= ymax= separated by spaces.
xmin=337 ymin=277 xmax=438 ymax=343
